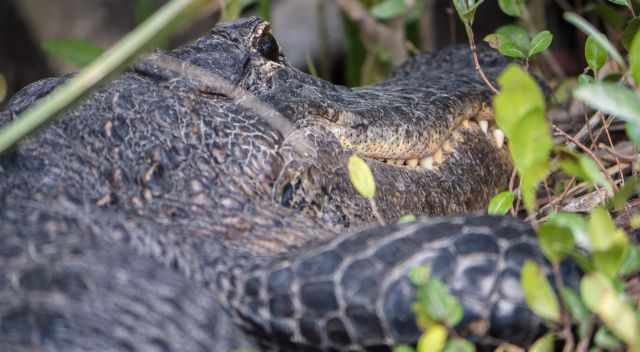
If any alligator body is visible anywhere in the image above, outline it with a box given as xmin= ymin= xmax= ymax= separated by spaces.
xmin=0 ymin=17 xmax=576 ymax=351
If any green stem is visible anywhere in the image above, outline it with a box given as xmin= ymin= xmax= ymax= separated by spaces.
xmin=259 ymin=0 xmax=271 ymax=21
xmin=0 ymin=0 xmax=214 ymax=154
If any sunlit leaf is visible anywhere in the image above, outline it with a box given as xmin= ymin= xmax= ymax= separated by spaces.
xmin=42 ymin=39 xmax=104 ymax=67
xmin=537 ymin=222 xmax=575 ymax=263
xmin=417 ymin=324 xmax=448 ymax=352
xmin=418 ymin=277 xmax=463 ymax=327
xmin=399 ymin=214 xmax=417 ymax=223
xmin=529 ymin=333 xmax=555 ymax=352
xmin=488 ymin=191 xmax=514 ymax=215
xmin=444 ymin=338 xmax=475 ymax=352
xmin=348 ymin=155 xmax=376 ymax=199
xmin=409 ymin=266 xmax=431 ymax=286
xmin=546 ymin=212 xmax=590 ymax=249
xmin=574 ymin=82 xmax=640 ymax=123
xmin=521 ymin=260 xmax=561 ymax=322
xmin=577 ymin=73 xmax=595 ymax=86
xmin=580 ymin=272 xmax=639 ymax=346
xmin=564 ymin=12 xmax=626 ymax=68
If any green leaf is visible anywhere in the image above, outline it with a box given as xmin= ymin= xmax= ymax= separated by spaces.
xmin=452 ymin=0 xmax=485 ymax=24
xmin=419 ymin=278 xmax=463 ymax=327
xmin=529 ymin=333 xmax=555 ymax=352
xmin=564 ymin=12 xmax=626 ymax=68
xmin=399 ymin=214 xmax=417 ymax=223
xmin=498 ymin=42 xmax=527 ymax=59
xmin=608 ymin=0 xmax=631 ymax=7
xmin=574 ymin=82 xmax=640 ymax=123
xmin=223 ymin=0 xmax=242 ymax=20
xmin=546 ymin=212 xmax=590 ymax=249
xmin=556 ymin=148 xmax=612 ymax=194
xmin=41 ymin=39 xmax=104 ymax=67
xmin=370 ymin=0 xmax=407 ymax=19
xmin=609 ymin=176 xmax=640 ymax=210
xmin=589 ymin=208 xmax=630 ymax=278
xmin=417 ymin=324 xmax=448 ymax=352
xmin=594 ymin=327 xmax=624 ymax=350
xmin=580 ymin=272 xmax=639 ymax=346
xmin=497 ymin=0 xmax=524 ymax=17
xmin=620 ymin=244 xmax=640 ymax=274
xmin=630 ymin=29 xmax=640 ymax=85
xmin=537 ymin=222 xmax=576 ymax=263
xmin=487 ymin=191 xmax=514 ymax=215
xmin=626 ymin=121 xmax=640 ymax=146
xmin=493 ymin=65 xmax=551 ymax=211
xmin=0 ymin=73 xmax=5 ymax=104
xmin=589 ymin=208 xmax=619 ymax=251
xmin=577 ymin=73 xmax=595 ymax=86
xmin=496 ymin=25 xmax=530 ymax=52
xmin=528 ymin=31 xmax=553 ymax=57
xmin=348 ymin=155 xmax=376 ymax=199
xmin=585 ymin=35 xmax=608 ymax=73
xmin=409 ymin=266 xmax=431 ymax=286
xmin=622 ymin=17 xmax=640 ymax=50
xmin=561 ymin=287 xmax=591 ymax=322
xmin=521 ymin=260 xmax=561 ymax=322
xmin=444 ymin=338 xmax=475 ymax=352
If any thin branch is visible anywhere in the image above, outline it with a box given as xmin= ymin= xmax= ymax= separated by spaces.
xmin=464 ymin=25 xmax=499 ymax=94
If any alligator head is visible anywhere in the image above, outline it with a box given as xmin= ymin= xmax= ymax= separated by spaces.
xmin=131 ymin=17 xmax=513 ymax=229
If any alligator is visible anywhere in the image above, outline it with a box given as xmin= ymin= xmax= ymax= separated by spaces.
xmin=0 ymin=17 xmax=578 ymax=352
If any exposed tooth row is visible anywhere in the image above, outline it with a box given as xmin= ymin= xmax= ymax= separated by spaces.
xmin=375 ymin=115 xmax=506 ymax=170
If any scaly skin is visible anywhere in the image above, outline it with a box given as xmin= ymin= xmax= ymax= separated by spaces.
xmin=0 ymin=17 xmax=572 ymax=352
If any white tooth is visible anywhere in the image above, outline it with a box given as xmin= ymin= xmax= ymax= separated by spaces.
xmin=420 ymin=157 xmax=434 ymax=170
xmin=462 ymin=119 xmax=471 ymax=129
xmin=479 ymin=120 xmax=489 ymax=134
xmin=493 ymin=129 xmax=505 ymax=148
xmin=407 ymin=158 xmax=419 ymax=167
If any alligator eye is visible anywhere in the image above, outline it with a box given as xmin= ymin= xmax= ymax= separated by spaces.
xmin=256 ymin=33 xmax=279 ymax=62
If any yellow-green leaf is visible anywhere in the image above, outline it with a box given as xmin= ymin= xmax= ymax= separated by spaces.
xmin=580 ymin=272 xmax=639 ymax=346
xmin=487 ymin=191 xmax=514 ymax=215
xmin=630 ymin=29 xmax=640 ymax=86
xmin=537 ymin=222 xmax=576 ymax=263
xmin=41 ymin=39 xmax=104 ymax=68
xmin=348 ymin=154 xmax=376 ymax=199
xmin=585 ymin=35 xmax=608 ymax=73
xmin=417 ymin=324 xmax=448 ymax=352
xmin=399 ymin=214 xmax=417 ymax=223
xmin=530 ymin=333 xmax=555 ymax=352
xmin=521 ymin=260 xmax=561 ymax=322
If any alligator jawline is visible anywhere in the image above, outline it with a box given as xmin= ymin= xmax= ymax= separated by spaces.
xmin=356 ymin=116 xmax=506 ymax=171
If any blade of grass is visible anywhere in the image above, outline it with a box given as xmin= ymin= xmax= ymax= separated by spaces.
xmin=0 ymin=0 xmax=217 ymax=154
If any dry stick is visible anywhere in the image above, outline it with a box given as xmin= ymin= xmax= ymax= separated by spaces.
xmin=600 ymin=114 xmax=626 ymax=185
xmin=553 ymin=124 xmax=619 ymax=193
xmin=464 ymin=25 xmax=499 ymax=94
xmin=552 ymin=262 xmax=575 ymax=352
